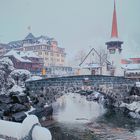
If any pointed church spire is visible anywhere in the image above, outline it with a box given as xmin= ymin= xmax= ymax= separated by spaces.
xmin=106 ymin=0 xmax=123 ymax=54
xmin=111 ymin=0 xmax=118 ymax=38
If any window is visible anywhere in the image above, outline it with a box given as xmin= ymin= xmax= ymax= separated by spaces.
xmin=39 ymin=52 xmax=42 ymax=55
xmin=45 ymin=52 xmax=48 ymax=55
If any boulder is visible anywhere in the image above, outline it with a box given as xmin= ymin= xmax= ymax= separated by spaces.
xmin=0 ymin=103 xmax=11 ymax=116
xmin=12 ymin=111 xmax=27 ymax=122
xmin=12 ymin=95 xmax=29 ymax=104
xmin=10 ymin=103 xmax=28 ymax=113
xmin=0 ymin=111 xmax=4 ymax=118
xmin=29 ymin=105 xmax=53 ymax=119
xmin=0 ymin=95 xmax=12 ymax=104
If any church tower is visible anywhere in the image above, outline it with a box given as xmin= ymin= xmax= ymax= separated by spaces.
xmin=105 ymin=0 xmax=123 ymax=76
xmin=106 ymin=0 xmax=123 ymax=54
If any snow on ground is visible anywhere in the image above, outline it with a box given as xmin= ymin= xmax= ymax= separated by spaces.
xmin=120 ymin=101 xmax=140 ymax=113
xmin=26 ymin=76 xmax=42 ymax=82
xmin=25 ymin=106 xmax=36 ymax=115
xmin=0 ymin=119 xmax=22 ymax=139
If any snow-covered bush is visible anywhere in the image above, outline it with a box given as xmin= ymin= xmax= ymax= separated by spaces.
xmin=10 ymin=69 xmax=31 ymax=86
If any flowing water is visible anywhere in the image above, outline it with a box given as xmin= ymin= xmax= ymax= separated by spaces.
xmin=44 ymin=93 xmax=140 ymax=140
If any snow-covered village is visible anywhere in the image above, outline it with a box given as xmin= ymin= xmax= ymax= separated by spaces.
xmin=0 ymin=0 xmax=140 ymax=140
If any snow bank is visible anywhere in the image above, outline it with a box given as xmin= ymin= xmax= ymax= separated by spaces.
xmin=0 ymin=115 xmax=52 ymax=140
xmin=21 ymin=115 xmax=52 ymax=140
xmin=32 ymin=125 xmax=52 ymax=140
xmin=21 ymin=115 xmax=40 ymax=138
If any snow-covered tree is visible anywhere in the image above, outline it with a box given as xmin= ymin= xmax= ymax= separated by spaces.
xmin=0 ymin=57 xmax=14 ymax=74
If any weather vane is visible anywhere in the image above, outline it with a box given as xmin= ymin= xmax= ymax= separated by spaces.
xmin=27 ymin=26 xmax=31 ymax=33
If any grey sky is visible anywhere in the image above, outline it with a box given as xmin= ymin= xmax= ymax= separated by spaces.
xmin=0 ymin=0 xmax=140 ymax=60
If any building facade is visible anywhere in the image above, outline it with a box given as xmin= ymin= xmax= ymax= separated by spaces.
xmin=7 ymin=33 xmax=66 ymax=67
xmin=122 ymin=58 xmax=140 ymax=79
xmin=3 ymin=50 xmax=43 ymax=75
xmin=0 ymin=33 xmax=71 ymax=77
xmin=0 ymin=33 xmax=66 ymax=67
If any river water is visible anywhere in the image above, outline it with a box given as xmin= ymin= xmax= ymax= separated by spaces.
xmin=45 ymin=93 xmax=140 ymax=140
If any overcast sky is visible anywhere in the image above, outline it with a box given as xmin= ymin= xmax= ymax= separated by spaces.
xmin=0 ymin=0 xmax=140 ymax=61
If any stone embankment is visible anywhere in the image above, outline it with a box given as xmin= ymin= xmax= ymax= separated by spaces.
xmin=0 ymin=58 xmax=53 ymax=122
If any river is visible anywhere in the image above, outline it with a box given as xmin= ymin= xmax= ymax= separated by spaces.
xmin=44 ymin=93 xmax=140 ymax=140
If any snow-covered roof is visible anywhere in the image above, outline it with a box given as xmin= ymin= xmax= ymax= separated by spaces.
xmin=24 ymin=33 xmax=35 ymax=40
xmin=121 ymin=64 xmax=140 ymax=70
xmin=20 ymin=51 xmax=41 ymax=58
xmin=8 ymin=40 xmax=23 ymax=48
xmin=108 ymin=37 xmax=123 ymax=42
xmin=82 ymin=63 xmax=101 ymax=69
xmin=4 ymin=50 xmax=32 ymax=63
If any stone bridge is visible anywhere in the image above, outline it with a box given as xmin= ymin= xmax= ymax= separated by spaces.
xmin=25 ymin=75 xmax=137 ymax=102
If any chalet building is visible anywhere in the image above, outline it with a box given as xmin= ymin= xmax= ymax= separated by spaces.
xmin=121 ymin=58 xmax=140 ymax=79
xmin=4 ymin=50 xmax=43 ymax=75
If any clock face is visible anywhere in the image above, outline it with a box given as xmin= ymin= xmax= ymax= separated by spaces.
xmin=109 ymin=49 xmax=116 ymax=54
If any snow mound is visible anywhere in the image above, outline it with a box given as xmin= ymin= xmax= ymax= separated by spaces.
xmin=21 ymin=115 xmax=40 ymax=138
xmin=32 ymin=125 xmax=52 ymax=140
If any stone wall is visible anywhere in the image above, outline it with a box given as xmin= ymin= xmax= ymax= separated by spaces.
xmin=25 ymin=75 xmax=136 ymax=102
